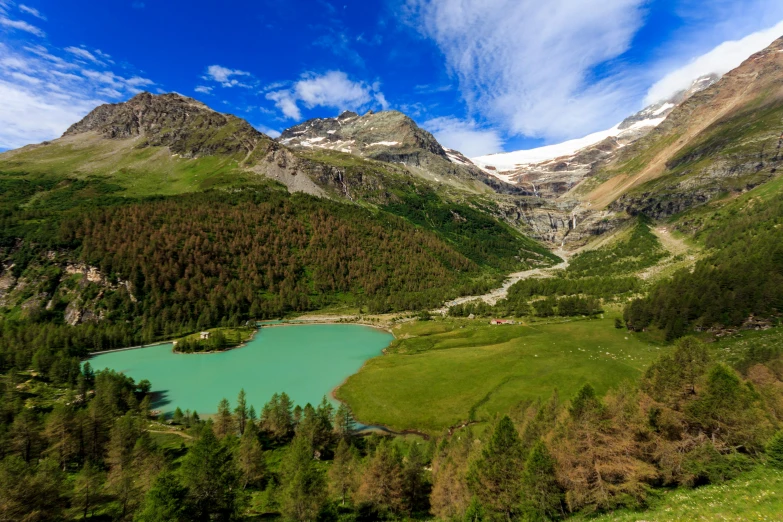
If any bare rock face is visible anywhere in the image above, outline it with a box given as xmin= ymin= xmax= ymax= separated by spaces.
xmin=64 ymin=92 xmax=273 ymax=159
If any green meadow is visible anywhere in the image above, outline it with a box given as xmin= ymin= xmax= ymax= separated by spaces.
xmin=337 ymin=316 xmax=669 ymax=434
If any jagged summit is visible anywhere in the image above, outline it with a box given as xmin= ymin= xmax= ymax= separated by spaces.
xmin=64 ymin=91 xmax=272 ymax=158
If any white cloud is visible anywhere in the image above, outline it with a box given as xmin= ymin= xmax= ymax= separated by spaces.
xmin=19 ymin=5 xmax=46 ymax=20
xmin=645 ymin=20 xmax=783 ymax=104
xmin=404 ymin=0 xmax=646 ymax=141
xmin=194 ymin=85 xmax=213 ymax=94
xmin=266 ymin=70 xmax=387 ymax=120
xmin=204 ymin=65 xmax=252 ymax=88
xmin=0 ymin=42 xmax=156 ymax=149
xmin=422 ymin=117 xmax=503 ymax=157
xmin=254 ymin=124 xmax=281 ymax=138
xmin=0 ymin=16 xmax=45 ymax=36
xmin=65 ymin=46 xmax=103 ymax=64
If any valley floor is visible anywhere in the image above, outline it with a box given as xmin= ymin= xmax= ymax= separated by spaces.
xmin=337 ymin=315 xmax=668 ymax=435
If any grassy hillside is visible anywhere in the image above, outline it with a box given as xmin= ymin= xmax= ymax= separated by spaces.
xmin=338 ymin=316 xmax=668 ymax=434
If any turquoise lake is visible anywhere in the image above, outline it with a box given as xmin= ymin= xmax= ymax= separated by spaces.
xmin=88 ymin=324 xmax=393 ymax=415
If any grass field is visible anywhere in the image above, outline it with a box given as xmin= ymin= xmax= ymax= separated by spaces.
xmin=337 ymin=316 xmax=669 ymax=435
xmin=578 ymin=466 xmax=783 ymax=521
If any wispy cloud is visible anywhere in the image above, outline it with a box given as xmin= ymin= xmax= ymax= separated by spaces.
xmin=0 ymin=16 xmax=45 ymax=37
xmin=403 ymin=0 xmax=646 ymax=142
xmin=19 ymin=4 xmax=46 ymax=20
xmin=265 ymin=70 xmax=387 ymax=120
xmin=0 ymin=42 xmax=156 ymax=149
xmin=422 ymin=117 xmax=503 ymax=157
xmin=194 ymin=85 xmax=213 ymax=94
xmin=203 ymin=65 xmax=253 ymax=88
xmin=65 ymin=46 xmax=103 ymax=64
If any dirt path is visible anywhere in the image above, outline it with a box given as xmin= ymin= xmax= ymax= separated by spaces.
xmin=652 ymin=226 xmax=691 ymax=256
xmin=433 ymin=251 xmax=570 ymax=314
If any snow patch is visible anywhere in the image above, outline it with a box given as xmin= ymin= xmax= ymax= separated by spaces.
xmin=367 ymin=141 xmax=401 ymax=147
xmin=472 ymin=125 xmax=621 ymax=171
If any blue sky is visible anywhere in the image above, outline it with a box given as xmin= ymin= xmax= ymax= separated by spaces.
xmin=1 ymin=0 xmax=783 ymax=155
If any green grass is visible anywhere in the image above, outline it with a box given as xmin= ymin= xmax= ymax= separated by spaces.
xmin=175 ymin=326 xmax=257 ymax=345
xmin=337 ymin=316 xmax=668 ymax=435
xmin=577 ymin=466 xmax=783 ymax=521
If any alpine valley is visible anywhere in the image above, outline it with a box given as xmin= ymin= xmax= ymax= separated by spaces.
xmin=3 ymin=30 xmax=783 ymax=522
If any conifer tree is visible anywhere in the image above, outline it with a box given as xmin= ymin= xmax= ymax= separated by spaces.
xmin=468 ymin=415 xmax=524 ymax=520
xmin=522 ymin=440 xmax=563 ymax=521
xmin=214 ymin=398 xmax=234 ymax=438
xmin=402 ymin=441 xmax=428 ymax=515
xmin=329 ymin=439 xmax=358 ymax=506
xmin=135 ymin=470 xmax=189 ymax=522
xmin=358 ymin=439 xmax=405 ymax=516
xmin=234 ymin=389 xmax=248 ymax=435
xmin=768 ymin=431 xmax=783 ymax=469
xmin=237 ymin=421 xmax=265 ymax=489
xmin=181 ymin=422 xmax=242 ymax=521
xmin=279 ymin=434 xmax=326 ymax=521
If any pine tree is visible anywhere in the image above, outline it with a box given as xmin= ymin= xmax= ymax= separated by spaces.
xmin=279 ymin=434 xmax=326 ymax=521
xmin=464 ymin=496 xmax=486 ymax=522
xmin=334 ymin=402 xmax=356 ymax=442
xmin=135 ymin=470 xmax=189 ymax=522
xmin=521 ymin=440 xmax=563 ymax=521
xmin=402 ymin=441 xmax=428 ymax=515
xmin=237 ymin=422 xmax=265 ymax=489
xmin=329 ymin=439 xmax=358 ymax=506
xmin=767 ymin=431 xmax=783 ymax=469
xmin=181 ymin=422 xmax=243 ymax=521
xmin=214 ymin=398 xmax=234 ymax=438
xmin=234 ymin=389 xmax=248 ymax=435
xmin=468 ymin=415 xmax=525 ymax=520
xmin=73 ymin=462 xmax=105 ymax=520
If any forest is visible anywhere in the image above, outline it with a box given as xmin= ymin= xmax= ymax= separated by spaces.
xmin=0 ymin=177 xmax=554 ymax=374
xmin=624 ymin=193 xmax=783 ymax=339
xmin=2 ymin=336 xmax=783 ymax=521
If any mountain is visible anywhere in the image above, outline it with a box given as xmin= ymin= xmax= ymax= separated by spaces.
xmin=278 ymin=109 xmax=523 ymax=195
xmin=471 ymin=74 xmax=720 ymax=197
xmin=595 ymin=37 xmax=783 ymax=215
xmin=0 ymin=92 xmax=558 ymax=332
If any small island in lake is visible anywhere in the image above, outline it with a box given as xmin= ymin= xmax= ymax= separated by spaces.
xmin=173 ymin=326 xmax=257 ymax=353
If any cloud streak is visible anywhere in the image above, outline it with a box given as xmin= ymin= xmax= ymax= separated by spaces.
xmin=0 ymin=15 xmax=45 ymax=36
xmin=19 ymin=4 xmax=46 ymax=20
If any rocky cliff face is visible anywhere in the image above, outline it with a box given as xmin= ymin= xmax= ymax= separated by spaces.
xmin=64 ymin=92 xmax=273 ymax=159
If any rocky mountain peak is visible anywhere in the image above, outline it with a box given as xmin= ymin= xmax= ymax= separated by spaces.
xmin=279 ymin=109 xmax=447 ymax=163
xmin=63 ymin=92 xmax=270 ymax=158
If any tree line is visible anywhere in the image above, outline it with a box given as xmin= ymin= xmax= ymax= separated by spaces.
xmin=3 ymin=336 xmax=783 ymax=520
